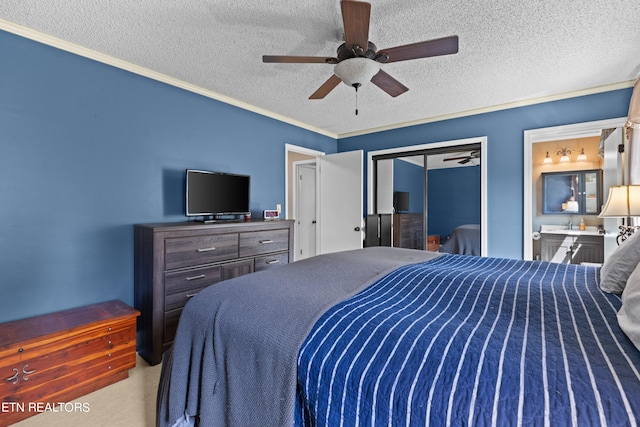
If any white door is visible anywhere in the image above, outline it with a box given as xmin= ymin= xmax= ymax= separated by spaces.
xmin=295 ymin=163 xmax=317 ymax=260
xmin=317 ymin=150 xmax=364 ymax=254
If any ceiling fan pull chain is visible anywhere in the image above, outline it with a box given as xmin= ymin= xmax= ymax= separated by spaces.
xmin=353 ymin=83 xmax=360 ymax=115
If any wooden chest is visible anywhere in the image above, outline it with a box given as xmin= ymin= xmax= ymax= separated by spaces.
xmin=0 ymin=300 xmax=139 ymax=426
xmin=427 ymin=235 xmax=441 ymax=252
xmin=134 ymin=219 xmax=294 ymax=365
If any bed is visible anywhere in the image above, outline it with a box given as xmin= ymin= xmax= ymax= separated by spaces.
xmin=157 ymin=246 xmax=640 ymax=427
xmin=440 ymin=223 xmax=481 ymax=256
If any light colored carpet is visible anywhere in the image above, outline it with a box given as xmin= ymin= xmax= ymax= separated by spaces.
xmin=13 ymin=355 xmax=161 ymax=427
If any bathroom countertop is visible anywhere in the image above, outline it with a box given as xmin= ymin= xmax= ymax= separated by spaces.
xmin=539 ymin=225 xmax=603 ymax=236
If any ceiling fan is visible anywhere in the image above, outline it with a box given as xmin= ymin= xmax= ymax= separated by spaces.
xmin=443 ymin=150 xmax=480 ymax=165
xmin=262 ymin=0 xmax=458 ymax=103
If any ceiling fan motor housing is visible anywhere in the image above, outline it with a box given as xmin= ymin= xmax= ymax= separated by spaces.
xmin=337 ymin=41 xmax=377 ymax=61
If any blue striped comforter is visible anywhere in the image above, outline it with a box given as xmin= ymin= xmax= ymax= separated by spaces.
xmin=296 ymin=255 xmax=640 ymax=426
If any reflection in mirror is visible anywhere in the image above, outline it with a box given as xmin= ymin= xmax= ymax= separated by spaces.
xmin=369 ymin=146 xmax=482 ymax=254
xmin=541 ymin=170 xmax=602 ymax=215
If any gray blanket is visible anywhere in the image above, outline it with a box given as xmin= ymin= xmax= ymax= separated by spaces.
xmin=440 ymin=223 xmax=481 ymax=256
xmin=157 ymin=247 xmax=440 ymax=427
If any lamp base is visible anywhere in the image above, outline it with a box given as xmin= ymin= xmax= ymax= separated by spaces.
xmin=616 ymin=225 xmax=639 ymax=245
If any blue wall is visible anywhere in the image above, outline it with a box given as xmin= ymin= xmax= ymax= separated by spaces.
xmin=0 ymin=28 xmax=634 ymax=324
xmin=0 ymin=31 xmax=336 ymax=323
xmin=338 ymin=89 xmax=632 ymax=258
xmin=427 ymin=166 xmax=481 ymax=240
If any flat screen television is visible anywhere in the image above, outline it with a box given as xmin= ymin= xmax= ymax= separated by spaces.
xmin=186 ymin=169 xmax=250 ymax=217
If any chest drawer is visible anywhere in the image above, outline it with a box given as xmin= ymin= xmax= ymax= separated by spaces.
xmin=239 ymin=229 xmax=289 ymax=257
xmin=165 ymin=233 xmax=239 ymax=270
xmin=0 ymin=318 xmax=135 ymax=396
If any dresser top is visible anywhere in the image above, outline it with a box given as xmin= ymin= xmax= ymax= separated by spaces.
xmin=136 ymin=219 xmax=294 ymax=232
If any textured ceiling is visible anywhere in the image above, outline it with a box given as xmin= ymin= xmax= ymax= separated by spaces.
xmin=1 ymin=1 xmax=640 ymax=138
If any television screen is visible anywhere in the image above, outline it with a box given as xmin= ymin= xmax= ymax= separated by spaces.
xmin=186 ymin=170 xmax=250 ymax=216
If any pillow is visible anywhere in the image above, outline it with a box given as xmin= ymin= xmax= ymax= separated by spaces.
xmin=600 ymin=230 xmax=640 ymax=294
xmin=618 ymin=261 xmax=640 ymax=352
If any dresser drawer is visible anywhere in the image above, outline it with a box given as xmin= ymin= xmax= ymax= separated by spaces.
xmin=165 ymin=265 xmax=222 ymax=311
xmin=164 ymin=308 xmax=183 ymax=349
xmin=165 ymin=233 xmax=239 ymax=270
xmin=254 ymin=252 xmax=289 ymax=272
xmin=239 ymin=229 xmax=289 ymax=257
xmin=221 ymin=259 xmax=254 ymax=280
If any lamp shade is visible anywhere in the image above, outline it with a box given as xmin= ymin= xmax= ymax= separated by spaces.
xmin=598 ymin=185 xmax=640 ymax=217
xmin=334 ymin=58 xmax=380 ymax=87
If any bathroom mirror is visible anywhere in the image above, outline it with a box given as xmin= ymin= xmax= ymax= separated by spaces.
xmin=542 ymin=169 xmax=601 ymax=215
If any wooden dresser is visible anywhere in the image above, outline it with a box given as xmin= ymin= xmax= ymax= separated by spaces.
xmin=393 ymin=214 xmax=424 ymax=250
xmin=134 ymin=219 xmax=294 ymax=365
xmin=0 ymin=300 xmax=139 ymax=426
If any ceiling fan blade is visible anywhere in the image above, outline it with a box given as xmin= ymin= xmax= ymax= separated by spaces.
xmin=459 ymin=158 xmax=471 ymax=165
xmin=263 ymin=55 xmax=338 ymax=64
xmin=370 ymin=70 xmax=409 ymax=97
xmin=376 ymin=35 xmax=459 ymax=63
xmin=443 ymin=156 xmax=469 ymax=161
xmin=309 ymin=74 xmax=342 ymax=99
xmin=341 ymin=0 xmax=371 ymax=51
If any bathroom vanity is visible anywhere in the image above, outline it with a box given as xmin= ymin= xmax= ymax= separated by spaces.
xmin=539 ymin=226 xmax=604 ymax=264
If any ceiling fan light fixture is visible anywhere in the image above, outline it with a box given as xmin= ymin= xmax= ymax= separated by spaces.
xmin=334 ymin=58 xmax=380 ymax=87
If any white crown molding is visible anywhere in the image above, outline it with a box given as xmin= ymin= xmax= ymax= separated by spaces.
xmin=0 ymin=19 xmax=338 ymax=139
xmin=2 ymin=19 xmax=635 ymax=141
xmin=338 ymin=81 xmax=636 ymax=139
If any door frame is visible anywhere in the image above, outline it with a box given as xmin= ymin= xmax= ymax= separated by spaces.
xmin=285 ymin=143 xmax=324 ymax=219
xmin=523 ymin=117 xmax=626 ymax=260
xmin=292 ymin=159 xmax=317 ymax=261
xmin=367 ymin=136 xmax=488 ymax=256
xmin=285 ymin=144 xmax=325 ymax=260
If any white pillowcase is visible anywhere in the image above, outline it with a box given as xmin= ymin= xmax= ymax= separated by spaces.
xmin=618 ymin=261 xmax=640 ymax=352
xmin=600 ymin=231 xmax=640 ymax=294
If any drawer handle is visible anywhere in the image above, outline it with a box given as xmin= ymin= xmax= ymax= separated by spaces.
xmin=266 ymin=260 xmax=280 ymax=265
xmin=22 ymin=365 xmax=35 ymax=381
xmin=6 ymin=368 xmax=19 ymax=384
xmin=186 ymin=274 xmax=206 ymax=281
xmin=196 ymin=246 xmax=216 ymax=253
xmin=259 ymin=240 xmax=274 ymax=244
xmin=186 ymin=293 xmax=198 ymax=299
xmin=6 ymin=365 xmax=36 ymax=384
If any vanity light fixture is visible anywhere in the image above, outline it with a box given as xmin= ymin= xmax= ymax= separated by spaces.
xmin=543 ymin=151 xmax=552 ymax=164
xmin=576 ymin=148 xmax=587 ymax=161
xmin=557 ymin=148 xmax=571 ymax=162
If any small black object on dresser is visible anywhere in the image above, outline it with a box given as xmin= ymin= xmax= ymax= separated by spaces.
xmin=134 ymin=220 xmax=294 ymax=365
